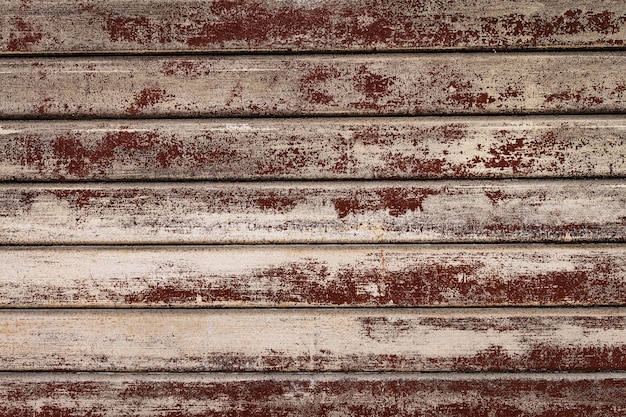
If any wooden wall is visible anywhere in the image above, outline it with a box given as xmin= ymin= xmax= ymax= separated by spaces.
xmin=1 ymin=1 xmax=626 ymax=415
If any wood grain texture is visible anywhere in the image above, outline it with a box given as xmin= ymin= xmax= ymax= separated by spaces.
xmin=2 ymin=0 xmax=626 ymax=53
xmin=1 ymin=180 xmax=624 ymax=244
xmin=2 ymin=308 xmax=626 ymax=371
xmin=3 ymin=373 xmax=626 ymax=417
xmin=3 ymin=53 xmax=626 ymax=118
xmin=2 ymin=116 xmax=626 ymax=181
xmin=2 ymin=245 xmax=626 ymax=307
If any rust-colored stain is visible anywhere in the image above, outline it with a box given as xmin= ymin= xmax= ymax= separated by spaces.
xmin=5 ymin=119 xmax=620 ymax=180
xmin=5 ymin=248 xmax=624 ymax=307
xmin=161 ymin=60 xmax=212 ymax=77
xmin=126 ymin=88 xmax=172 ymax=115
xmin=4 ymin=1 xmax=622 ymax=53
xmin=4 ymin=376 xmax=626 ymax=416
xmin=6 ymin=16 xmax=44 ymax=51
xmin=333 ymin=188 xmax=442 ymax=218
xmin=300 ymin=64 xmax=341 ymax=105
xmin=3 ymin=54 xmax=626 ymax=118
xmin=50 ymin=132 xmax=160 ymax=177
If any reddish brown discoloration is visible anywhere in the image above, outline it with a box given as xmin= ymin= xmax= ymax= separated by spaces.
xmin=126 ymin=88 xmax=171 ymax=115
xmin=155 ymin=141 xmax=182 ymax=168
xmin=3 ymin=375 xmax=626 ymax=416
xmin=426 ymin=65 xmax=501 ymax=112
xmin=5 ymin=1 xmax=626 ymax=53
xmin=6 ymin=17 xmax=44 ymax=51
xmin=15 ymin=135 xmax=45 ymax=174
xmin=187 ymin=0 xmax=331 ymax=48
xmin=255 ymin=193 xmax=298 ymax=213
xmin=3 ymin=118 xmax=623 ymax=181
xmin=446 ymin=78 xmax=497 ymax=110
xmin=49 ymin=189 xmax=113 ymax=209
xmin=349 ymin=65 xmax=398 ymax=110
xmin=300 ymin=65 xmax=341 ymax=105
xmin=161 ymin=60 xmax=212 ymax=77
xmin=3 ymin=54 xmax=626 ymax=117
xmin=485 ymin=190 xmax=510 ymax=205
xmin=449 ymin=342 xmax=626 ymax=372
xmin=545 ymin=88 xmax=606 ymax=107
xmin=1 ymin=181 xmax=624 ymax=244
xmin=34 ymin=97 xmax=54 ymax=116
xmin=49 ymin=132 xmax=159 ymax=177
xmin=104 ymin=16 xmax=154 ymax=43
xmin=2 ymin=0 xmax=626 ymax=410
xmin=3 ymin=309 xmax=626 ymax=372
xmin=333 ymin=188 xmax=442 ymax=218
xmin=4 ymin=247 xmax=625 ymax=307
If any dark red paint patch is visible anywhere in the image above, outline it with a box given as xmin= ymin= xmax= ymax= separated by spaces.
xmin=255 ymin=193 xmax=298 ymax=213
xmin=333 ymin=188 xmax=442 ymax=218
xmin=7 ymin=17 xmax=43 ymax=51
xmin=8 ymin=1 xmax=626 ymax=53
xmin=348 ymin=65 xmax=401 ymax=111
xmin=545 ymin=89 xmax=605 ymax=107
xmin=35 ymin=97 xmax=54 ymax=116
xmin=16 ymin=135 xmax=45 ymax=173
xmin=155 ymin=142 xmax=183 ymax=168
xmin=4 ymin=377 xmax=626 ymax=416
xmin=126 ymin=88 xmax=171 ymax=115
xmin=161 ymin=60 xmax=212 ymax=77
xmin=189 ymin=0 xmax=331 ymax=48
xmin=353 ymin=65 xmax=396 ymax=101
xmin=51 ymin=131 xmax=159 ymax=177
xmin=300 ymin=65 xmax=341 ymax=105
xmin=104 ymin=16 xmax=150 ymax=42
xmin=49 ymin=189 xmax=110 ymax=209
xmin=451 ymin=342 xmax=626 ymax=372
xmin=450 ymin=91 xmax=496 ymax=110
xmin=485 ymin=190 xmax=509 ymax=205
xmin=64 ymin=252 xmax=622 ymax=307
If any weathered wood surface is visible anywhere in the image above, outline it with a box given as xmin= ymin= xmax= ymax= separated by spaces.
xmin=3 ymin=372 xmax=626 ymax=417
xmin=2 ymin=0 xmax=626 ymax=54
xmin=2 ymin=245 xmax=626 ymax=307
xmin=1 ymin=180 xmax=624 ymax=244
xmin=2 ymin=116 xmax=626 ymax=181
xmin=3 ymin=54 xmax=626 ymax=118
xmin=2 ymin=308 xmax=626 ymax=371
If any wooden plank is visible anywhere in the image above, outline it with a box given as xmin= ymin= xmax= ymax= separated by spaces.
xmin=1 ymin=308 xmax=626 ymax=371
xmin=2 ymin=0 xmax=626 ymax=54
xmin=3 ymin=53 xmax=626 ymax=118
xmin=2 ymin=244 xmax=626 ymax=307
xmin=3 ymin=373 xmax=626 ymax=417
xmin=2 ymin=116 xmax=626 ymax=181
xmin=1 ymin=180 xmax=624 ymax=244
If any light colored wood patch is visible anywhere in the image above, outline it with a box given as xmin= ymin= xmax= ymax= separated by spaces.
xmin=1 ymin=308 xmax=626 ymax=371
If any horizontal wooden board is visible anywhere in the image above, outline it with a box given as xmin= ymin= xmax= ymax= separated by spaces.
xmin=2 ymin=244 xmax=626 ymax=307
xmin=2 ymin=0 xmax=626 ymax=53
xmin=2 ymin=308 xmax=626 ymax=371
xmin=2 ymin=116 xmax=626 ymax=180
xmin=3 ymin=373 xmax=626 ymax=416
xmin=3 ymin=53 xmax=626 ymax=118
xmin=1 ymin=180 xmax=624 ymax=244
